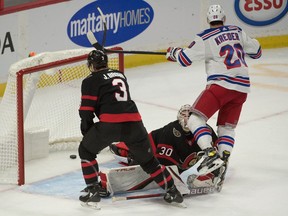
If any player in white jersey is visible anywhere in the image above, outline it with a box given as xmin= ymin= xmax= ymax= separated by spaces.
xmin=166 ymin=5 xmax=262 ymax=182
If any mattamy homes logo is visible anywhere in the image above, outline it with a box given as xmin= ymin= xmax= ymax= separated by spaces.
xmin=67 ymin=0 xmax=154 ymax=47
xmin=234 ymin=0 xmax=288 ymax=26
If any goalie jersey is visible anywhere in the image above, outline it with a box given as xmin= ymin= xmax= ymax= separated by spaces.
xmin=148 ymin=120 xmax=218 ymax=171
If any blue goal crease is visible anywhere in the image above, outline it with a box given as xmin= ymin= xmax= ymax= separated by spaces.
xmin=19 ymin=160 xmax=120 ymax=200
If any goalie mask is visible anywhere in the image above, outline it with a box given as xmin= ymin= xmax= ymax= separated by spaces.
xmin=177 ymin=104 xmax=191 ymax=132
xmin=207 ymin=5 xmax=226 ymax=24
xmin=87 ymin=50 xmax=108 ymax=71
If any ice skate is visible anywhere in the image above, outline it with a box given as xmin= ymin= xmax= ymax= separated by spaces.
xmin=164 ymin=185 xmax=186 ymax=208
xmin=79 ymin=184 xmax=101 ymax=210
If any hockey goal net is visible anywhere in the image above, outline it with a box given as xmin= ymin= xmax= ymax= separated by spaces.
xmin=0 ymin=47 xmax=124 ymax=185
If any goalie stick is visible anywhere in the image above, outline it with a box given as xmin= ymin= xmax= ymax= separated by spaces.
xmin=111 ymin=187 xmax=216 ymax=209
xmin=113 ymin=193 xmax=187 ymax=208
xmin=112 ymin=193 xmax=165 ymax=202
xmin=87 ymin=7 xmax=166 ymax=55
xmin=111 ymin=186 xmax=216 ymax=202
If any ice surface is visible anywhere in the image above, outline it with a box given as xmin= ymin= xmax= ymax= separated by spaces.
xmin=0 ymin=48 xmax=288 ymax=216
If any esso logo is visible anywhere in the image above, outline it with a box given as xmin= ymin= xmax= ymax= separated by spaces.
xmin=67 ymin=0 xmax=154 ymax=47
xmin=234 ymin=0 xmax=288 ymax=26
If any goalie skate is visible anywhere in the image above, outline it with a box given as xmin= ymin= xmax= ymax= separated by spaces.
xmin=163 ymin=185 xmax=187 ymax=208
xmin=164 ymin=185 xmax=183 ymax=202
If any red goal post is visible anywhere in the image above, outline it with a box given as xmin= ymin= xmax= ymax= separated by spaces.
xmin=0 ymin=47 xmax=124 ymax=185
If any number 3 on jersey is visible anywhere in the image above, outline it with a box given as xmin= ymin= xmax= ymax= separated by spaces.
xmin=112 ymin=78 xmax=128 ymax=101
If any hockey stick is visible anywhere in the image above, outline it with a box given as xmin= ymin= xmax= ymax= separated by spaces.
xmin=97 ymin=6 xmax=107 ymax=48
xmin=112 ymin=193 xmax=165 ymax=202
xmin=113 ymin=192 xmax=188 ymax=208
xmin=87 ymin=31 xmax=166 ymax=55
xmin=112 ymin=185 xmax=217 ymax=202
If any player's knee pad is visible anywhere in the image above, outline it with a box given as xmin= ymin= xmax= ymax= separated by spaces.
xmin=78 ymin=143 xmax=96 ymax=161
xmin=187 ymin=113 xmax=206 ymax=132
xmin=140 ymin=157 xmax=160 ymax=174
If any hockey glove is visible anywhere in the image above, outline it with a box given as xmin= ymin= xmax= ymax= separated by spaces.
xmin=196 ymin=147 xmax=224 ymax=175
xmin=166 ymin=47 xmax=181 ymax=62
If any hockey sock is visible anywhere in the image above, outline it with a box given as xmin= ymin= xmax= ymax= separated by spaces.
xmin=81 ymin=159 xmax=99 ymax=185
xmin=150 ymin=165 xmax=174 ymax=190
xmin=141 ymin=158 xmax=174 ymax=190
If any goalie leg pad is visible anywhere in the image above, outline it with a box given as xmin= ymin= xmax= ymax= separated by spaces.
xmin=100 ymin=165 xmax=190 ymax=195
xmin=191 ymin=173 xmax=216 ymax=188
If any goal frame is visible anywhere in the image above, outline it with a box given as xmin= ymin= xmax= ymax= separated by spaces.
xmin=16 ymin=47 xmax=124 ymax=185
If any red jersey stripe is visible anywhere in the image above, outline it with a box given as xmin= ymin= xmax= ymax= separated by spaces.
xmin=99 ymin=113 xmax=142 ymax=122
xmin=81 ymin=95 xmax=98 ymax=100
xmin=79 ymin=106 xmax=95 ymax=111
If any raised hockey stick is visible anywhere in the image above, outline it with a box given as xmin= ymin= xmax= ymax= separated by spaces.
xmin=87 ymin=31 xmax=166 ymax=55
xmin=97 ymin=6 xmax=107 ymax=48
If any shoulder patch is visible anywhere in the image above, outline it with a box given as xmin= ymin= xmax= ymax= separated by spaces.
xmin=173 ymin=127 xmax=181 ymax=137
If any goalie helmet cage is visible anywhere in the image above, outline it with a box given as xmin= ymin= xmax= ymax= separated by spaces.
xmin=0 ymin=47 xmax=124 ymax=185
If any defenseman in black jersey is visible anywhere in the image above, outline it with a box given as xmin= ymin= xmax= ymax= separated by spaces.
xmin=78 ymin=50 xmax=183 ymax=209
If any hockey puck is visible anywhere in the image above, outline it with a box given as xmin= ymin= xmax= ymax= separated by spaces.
xmin=70 ymin=154 xmax=77 ymax=159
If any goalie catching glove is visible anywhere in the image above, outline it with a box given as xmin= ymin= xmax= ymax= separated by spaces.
xmin=166 ymin=47 xmax=181 ymax=62
xmin=109 ymin=142 xmax=137 ymax=166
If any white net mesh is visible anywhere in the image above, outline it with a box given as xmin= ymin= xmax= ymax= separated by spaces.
xmin=0 ymin=48 xmax=122 ymax=184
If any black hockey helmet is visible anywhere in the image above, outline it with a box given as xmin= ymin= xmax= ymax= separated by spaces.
xmin=87 ymin=50 xmax=108 ymax=70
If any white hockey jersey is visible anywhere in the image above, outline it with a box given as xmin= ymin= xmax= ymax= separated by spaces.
xmin=175 ymin=25 xmax=262 ymax=93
